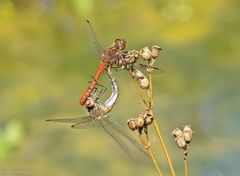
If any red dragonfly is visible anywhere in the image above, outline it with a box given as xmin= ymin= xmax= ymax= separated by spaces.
xmin=79 ymin=20 xmax=127 ymax=106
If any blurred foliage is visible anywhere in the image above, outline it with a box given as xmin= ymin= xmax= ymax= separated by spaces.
xmin=0 ymin=0 xmax=240 ymax=175
xmin=0 ymin=120 xmax=24 ymax=161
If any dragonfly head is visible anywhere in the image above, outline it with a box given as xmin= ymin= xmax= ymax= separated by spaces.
xmin=84 ymin=97 xmax=95 ymax=108
xmin=114 ymin=38 xmax=127 ymax=50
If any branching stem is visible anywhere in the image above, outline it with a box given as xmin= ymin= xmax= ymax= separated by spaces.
xmin=139 ymin=134 xmax=163 ymax=176
xmin=148 ymin=72 xmax=176 ymax=176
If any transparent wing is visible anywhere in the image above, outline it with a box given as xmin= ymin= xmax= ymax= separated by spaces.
xmin=100 ymin=117 xmax=148 ymax=158
xmin=85 ymin=19 xmax=104 ymax=56
xmin=46 ymin=116 xmax=104 ymax=129
xmin=71 ymin=117 xmax=102 ymax=129
xmin=46 ymin=116 xmax=95 ymax=124
xmin=100 ymin=120 xmax=135 ymax=157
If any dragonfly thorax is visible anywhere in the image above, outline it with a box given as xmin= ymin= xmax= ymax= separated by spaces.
xmin=102 ymin=39 xmax=127 ymax=66
xmin=87 ymin=102 xmax=108 ymax=118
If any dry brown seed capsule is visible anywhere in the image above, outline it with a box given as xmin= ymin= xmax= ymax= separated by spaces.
xmin=133 ymin=69 xmax=144 ymax=80
xmin=148 ymin=58 xmax=156 ymax=68
xmin=127 ymin=119 xmax=137 ymax=131
xmin=135 ymin=115 xmax=145 ymax=129
xmin=151 ymin=46 xmax=162 ymax=59
xmin=175 ymin=137 xmax=187 ymax=149
xmin=138 ymin=77 xmax=149 ymax=89
xmin=172 ymin=128 xmax=187 ymax=149
xmin=144 ymin=113 xmax=153 ymax=125
xmin=125 ymin=50 xmax=139 ymax=64
xmin=139 ymin=47 xmax=152 ymax=60
xmin=172 ymin=128 xmax=183 ymax=137
xmin=183 ymin=125 xmax=193 ymax=143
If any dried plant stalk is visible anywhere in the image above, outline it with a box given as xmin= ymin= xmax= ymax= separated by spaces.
xmin=139 ymin=134 xmax=163 ymax=176
xmin=147 ymin=72 xmax=176 ymax=176
xmin=184 ymin=157 xmax=188 ymax=176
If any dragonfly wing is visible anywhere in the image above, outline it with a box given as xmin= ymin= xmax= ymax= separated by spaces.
xmin=46 ymin=116 xmax=95 ymax=124
xmin=100 ymin=117 xmax=148 ymax=158
xmin=99 ymin=119 xmax=136 ymax=157
xmin=71 ymin=117 xmax=102 ymax=129
xmin=85 ymin=20 xmax=104 ymax=56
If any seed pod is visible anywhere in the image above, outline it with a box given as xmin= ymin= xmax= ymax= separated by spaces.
xmin=138 ymin=77 xmax=149 ymax=89
xmin=125 ymin=50 xmax=139 ymax=64
xmin=148 ymin=59 xmax=156 ymax=68
xmin=172 ymin=128 xmax=183 ymax=138
xmin=129 ymin=69 xmax=149 ymax=89
xmin=135 ymin=114 xmax=145 ymax=129
xmin=151 ymin=46 xmax=162 ymax=59
xmin=183 ymin=125 xmax=193 ymax=143
xmin=133 ymin=69 xmax=144 ymax=80
xmin=144 ymin=113 xmax=153 ymax=126
xmin=172 ymin=128 xmax=187 ymax=149
xmin=175 ymin=137 xmax=187 ymax=149
xmin=139 ymin=47 xmax=152 ymax=60
xmin=127 ymin=119 xmax=137 ymax=131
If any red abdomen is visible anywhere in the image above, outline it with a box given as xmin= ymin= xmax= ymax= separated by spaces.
xmin=79 ymin=62 xmax=106 ymax=105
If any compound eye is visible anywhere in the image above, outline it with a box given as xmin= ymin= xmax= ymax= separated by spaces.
xmin=115 ymin=39 xmax=120 ymax=43
xmin=120 ymin=39 xmax=126 ymax=49
xmin=85 ymin=98 xmax=95 ymax=108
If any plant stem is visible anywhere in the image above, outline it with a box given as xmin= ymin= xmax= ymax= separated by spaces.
xmin=153 ymin=119 xmax=176 ymax=176
xmin=134 ymin=78 xmax=148 ymax=107
xmin=184 ymin=158 xmax=188 ymax=176
xmin=148 ymin=73 xmax=153 ymax=107
xmin=139 ymin=135 xmax=163 ymax=176
xmin=148 ymin=72 xmax=176 ymax=176
xmin=147 ymin=147 xmax=163 ymax=176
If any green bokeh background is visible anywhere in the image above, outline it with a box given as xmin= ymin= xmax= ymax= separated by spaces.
xmin=0 ymin=0 xmax=239 ymax=175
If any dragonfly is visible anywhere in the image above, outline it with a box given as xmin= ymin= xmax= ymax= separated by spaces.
xmin=47 ymin=67 xmax=146 ymax=157
xmin=79 ymin=20 xmax=127 ymax=106
xmin=79 ymin=21 xmax=162 ymax=104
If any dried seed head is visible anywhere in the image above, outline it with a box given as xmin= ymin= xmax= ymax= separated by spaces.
xmin=139 ymin=47 xmax=152 ymax=60
xmin=172 ymin=128 xmax=183 ymax=137
xmin=138 ymin=77 xmax=149 ymax=89
xmin=144 ymin=113 xmax=153 ymax=126
xmin=183 ymin=131 xmax=192 ymax=143
xmin=127 ymin=119 xmax=137 ymax=131
xmin=135 ymin=115 xmax=145 ymax=128
xmin=183 ymin=125 xmax=192 ymax=132
xmin=151 ymin=46 xmax=162 ymax=59
xmin=175 ymin=137 xmax=187 ymax=149
xmin=183 ymin=125 xmax=193 ymax=143
xmin=148 ymin=59 xmax=156 ymax=68
xmin=125 ymin=50 xmax=139 ymax=64
xmin=133 ymin=69 xmax=144 ymax=80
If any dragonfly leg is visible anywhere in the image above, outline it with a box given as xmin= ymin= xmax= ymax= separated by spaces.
xmin=87 ymin=76 xmax=108 ymax=101
xmin=91 ymin=87 xmax=98 ymax=99
xmin=95 ymin=85 xmax=107 ymax=101
xmin=138 ymin=63 xmax=159 ymax=71
xmin=88 ymin=76 xmax=98 ymax=84
xmin=88 ymin=76 xmax=106 ymax=89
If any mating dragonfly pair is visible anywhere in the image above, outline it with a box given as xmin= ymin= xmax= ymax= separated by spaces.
xmin=47 ymin=20 xmax=161 ymax=156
